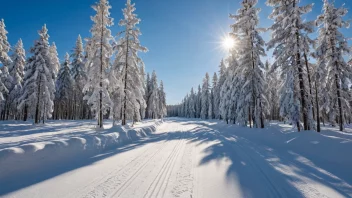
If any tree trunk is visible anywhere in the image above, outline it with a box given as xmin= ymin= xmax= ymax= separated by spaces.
xmin=98 ymin=8 xmax=104 ymax=128
xmin=315 ymin=81 xmax=321 ymax=132
xmin=335 ymin=73 xmax=343 ymax=131
xmin=23 ymin=104 xmax=28 ymax=121
xmin=304 ymin=53 xmax=315 ymax=120
xmin=293 ymin=1 xmax=308 ymax=131
xmin=248 ymin=106 xmax=252 ymax=128
xmin=122 ymin=29 xmax=130 ymax=126
xmin=35 ymin=76 xmax=41 ymax=124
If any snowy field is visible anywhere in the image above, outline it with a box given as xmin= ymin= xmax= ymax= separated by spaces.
xmin=0 ymin=119 xmax=157 ymax=149
xmin=1 ymin=118 xmax=352 ymax=198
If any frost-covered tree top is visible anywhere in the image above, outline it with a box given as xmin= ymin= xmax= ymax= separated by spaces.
xmin=56 ymin=53 xmax=73 ymax=101
xmin=266 ymin=0 xmax=314 ymax=70
xmin=115 ymin=0 xmax=147 ymax=69
xmin=9 ymin=39 xmax=25 ymax=90
xmin=49 ymin=42 xmax=60 ymax=78
xmin=0 ymin=19 xmax=11 ymax=66
xmin=71 ymin=34 xmax=86 ymax=91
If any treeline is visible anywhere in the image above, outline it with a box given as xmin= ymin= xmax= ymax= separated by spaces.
xmin=0 ymin=0 xmax=167 ymax=127
xmin=168 ymin=0 xmax=352 ymax=132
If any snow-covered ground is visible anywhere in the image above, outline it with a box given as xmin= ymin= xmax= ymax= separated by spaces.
xmin=1 ymin=118 xmax=352 ymax=198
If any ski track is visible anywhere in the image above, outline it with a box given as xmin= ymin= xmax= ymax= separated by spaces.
xmin=2 ymin=118 xmax=351 ymax=198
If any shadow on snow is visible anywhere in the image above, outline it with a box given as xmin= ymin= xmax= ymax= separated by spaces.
xmin=0 ymin=118 xmax=351 ymax=197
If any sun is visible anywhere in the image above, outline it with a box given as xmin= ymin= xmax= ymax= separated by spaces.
xmin=222 ymin=36 xmax=235 ymax=50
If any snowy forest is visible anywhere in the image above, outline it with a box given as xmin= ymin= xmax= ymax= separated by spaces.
xmin=0 ymin=0 xmax=167 ymax=127
xmin=2 ymin=0 xmax=352 ymax=197
xmin=168 ymin=0 xmax=352 ymax=132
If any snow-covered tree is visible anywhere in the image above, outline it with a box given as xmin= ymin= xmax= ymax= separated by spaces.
xmin=158 ymin=80 xmax=167 ymax=119
xmin=71 ymin=35 xmax=86 ymax=93
xmin=315 ymin=0 xmax=351 ymax=131
xmin=195 ymin=85 xmax=201 ymax=118
xmin=116 ymin=0 xmax=147 ymax=125
xmin=70 ymin=34 xmax=87 ymax=119
xmin=265 ymin=61 xmax=280 ymax=121
xmin=147 ymin=71 xmax=159 ymax=119
xmin=201 ymin=73 xmax=210 ymax=119
xmin=0 ymin=19 xmax=12 ymax=119
xmin=209 ymin=72 xmax=217 ymax=119
xmin=49 ymin=42 xmax=60 ymax=79
xmin=220 ymin=53 xmax=240 ymax=124
xmin=8 ymin=39 xmax=25 ymax=118
xmin=214 ymin=59 xmax=226 ymax=119
xmin=0 ymin=19 xmax=11 ymax=67
xmin=139 ymin=65 xmax=147 ymax=119
xmin=83 ymin=0 xmax=114 ymax=128
xmin=267 ymin=0 xmax=314 ymax=131
xmin=55 ymin=53 xmax=74 ymax=118
xmin=18 ymin=25 xmax=55 ymax=124
xmin=231 ymin=0 xmax=266 ymax=128
xmin=145 ymin=72 xmax=151 ymax=118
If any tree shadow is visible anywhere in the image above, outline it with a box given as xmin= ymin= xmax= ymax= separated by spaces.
xmin=1 ymin=118 xmax=351 ymax=197
xmin=0 ymin=131 xmax=174 ymax=196
xmin=186 ymin=120 xmax=352 ymax=197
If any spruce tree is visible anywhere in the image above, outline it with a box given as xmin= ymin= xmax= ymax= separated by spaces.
xmin=83 ymin=0 xmax=114 ymax=128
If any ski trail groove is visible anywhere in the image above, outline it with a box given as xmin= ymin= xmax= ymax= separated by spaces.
xmin=142 ymin=132 xmax=185 ymax=198
xmin=67 ymin=134 xmax=169 ymax=198
xmin=155 ymin=133 xmax=187 ymax=198
xmin=170 ymin=132 xmax=194 ymax=198
xmin=108 ymin=140 xmax=173 ymax=198
xmin=82 ymin=134 xmax=171 ymax=198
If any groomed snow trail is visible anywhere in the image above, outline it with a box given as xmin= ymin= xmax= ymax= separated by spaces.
xmin=1 ymin=118 xmax=351 ymax=198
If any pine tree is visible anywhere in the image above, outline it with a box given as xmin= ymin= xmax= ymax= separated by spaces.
xmin=209 ymin=72 xmax=217 ymax=119
xmin=8 ymin=39 xmax=25 ymax=119
xmin=0 ymin=19 xmax=11 ymax=67
xmin=231 ymin=0 xmax=266 ymax=128
xmin=139 ymin=65 xmax=147 ymax=119
xmin=196 ymin=85 xmax=202 ymax=118
xmin=265 ymin=60 xmax=280 ymax=121
xmin=188 ymin=87 xmax=196 ymax=118
xmin=18 ymin=25 xmax=55 ymax=124
xmin=56 ymin=53 xmax=74 ymax=119
xmin=116 ymin=0 xmax=147 ymax=125
xmin=49 ymin=43 xmax=60 ymax=79
xmin=148 ymin=71 xmax=159 ymax=119
xmin=214 ymin=59 xmax=226 ymax=119
xmin=201 ymin=73 xmax=210 ymax=119
xmin=267 ymin=0 xmax=314 ymax=131
xmin=0 ymin=19 xmax=12 ymax=119
xmin=315 ymin=0 xmax=351 ymax=131
xmin=70 ymin=34 xmax=87 ymax=119
xmin=158 ymin=80 xmax=167 ymax=120
xmin=83 ymin=0 xmax=114 ymax=128
xmin=145 ymin=73 xmax=151 ymax=118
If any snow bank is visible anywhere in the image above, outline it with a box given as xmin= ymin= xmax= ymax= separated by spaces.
xmin=0 ymin=121 xmax=162 ymax=180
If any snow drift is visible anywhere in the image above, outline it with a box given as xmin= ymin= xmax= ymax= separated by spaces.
xmin=0 ymin=121 xmax=162 ymax=181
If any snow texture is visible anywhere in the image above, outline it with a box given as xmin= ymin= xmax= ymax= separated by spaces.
xmin=1 ymin=118 xmax=351 ymax=198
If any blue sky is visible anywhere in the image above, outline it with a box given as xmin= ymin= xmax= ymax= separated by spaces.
xmin=1 ymin=0 xmax=351 ymax=105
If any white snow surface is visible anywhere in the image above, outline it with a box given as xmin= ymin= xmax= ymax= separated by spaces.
xmin=0 ymin=118 xmax=352 ymax=198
